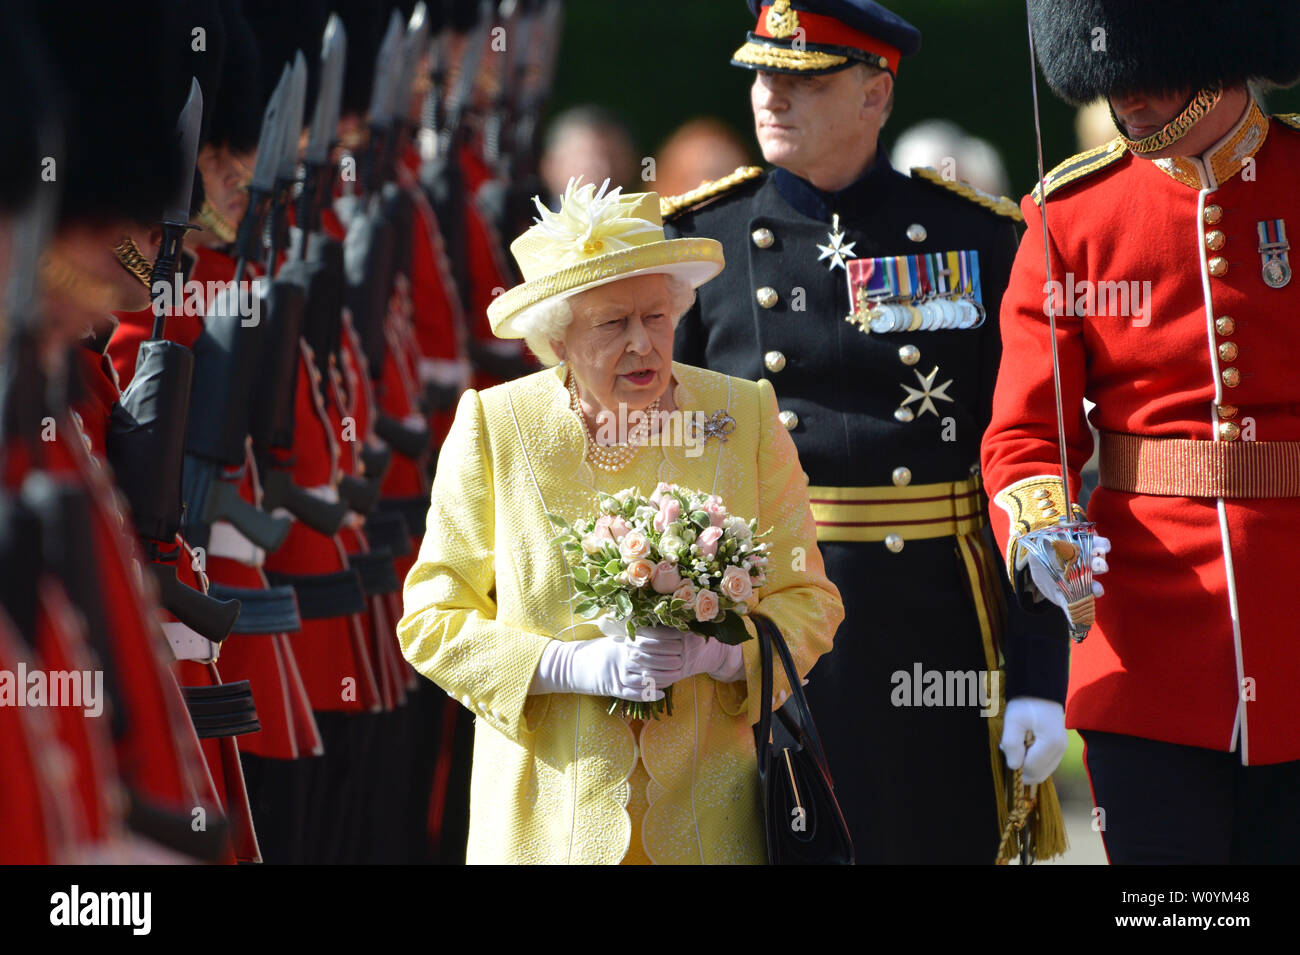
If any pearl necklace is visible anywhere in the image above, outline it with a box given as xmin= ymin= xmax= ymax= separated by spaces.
xmin=566 ymin=371 xmax=662 ymax=473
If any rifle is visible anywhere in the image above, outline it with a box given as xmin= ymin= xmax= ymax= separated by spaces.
xmin=419 ymin=0 xmax=495 ymax=313
xmin=252 ymin=52 xmax=350 ymax=537
xmin=106 ymin=78 xmax=241 ymax=643
xmin=180 ymin=71 xmax=292 ymax=554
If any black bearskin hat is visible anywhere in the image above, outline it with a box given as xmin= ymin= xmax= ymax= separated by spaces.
xmin=1030 ymin=0 xmax=1300 ymax=105
xmin=166 ymin=0 xmax=227 ymax=146
xmin=336 ymin=0 xmax=395 ymax=116
xmin=0 ymin=3 xmax=52 ymax=213
xmin=242 ymin=0 xmax=331 ymax=121
xmin=209 ymin=0 xmax=262 ymax=153
xmin=28 ymin=0 xmax=188 ymax=226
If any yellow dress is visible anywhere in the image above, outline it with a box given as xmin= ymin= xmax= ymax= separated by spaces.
xmin=399 ymin=361 xmax=843 ymax=864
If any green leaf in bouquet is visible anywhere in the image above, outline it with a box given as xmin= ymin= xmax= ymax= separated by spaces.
xmin=571 ymin=565 xmax=591 ymax=585
xmin=696 ymin=612 xmax=752 ymax=646
xmin=573 ymin=600 xmax=600 ymax=618
xmin=591 ymin=578 xmax=617 ymax=597
xmin=690 ymin=510 xmax=709 ymax=529
xmin=669 ymin=598 xmax=686 ymax=611
xmin=546 ymin=512 xmax=573 ymax=529
xmin=615 ymin=591 xmax=633 ymax=617
xmin=603 ymin=559 xmax=623 ymax=576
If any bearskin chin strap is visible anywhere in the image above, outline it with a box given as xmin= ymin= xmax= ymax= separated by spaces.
xmin=1111 ymin=84 xmax=1224 ymax=155
xmin=111 ymin=236 xmax=155 ymax=290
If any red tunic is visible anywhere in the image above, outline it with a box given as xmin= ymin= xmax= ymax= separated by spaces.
xmin=982 ymin=103 xmax=1300 ymax=765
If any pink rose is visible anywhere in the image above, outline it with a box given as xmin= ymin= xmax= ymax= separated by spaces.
xmin=609 ymin=516 xmax=631 ymax=541
xmin=650 ymin=561 xmax=683 ymax=594
xmin=626 ymin=558 xmax=655 ymax=588
xmin=653 ymin=497 xmax=682 ymax=534
xmin=703 ymin=499 xmax=727 ymax=527
xmin=620 ymin=530 xmax=651 ymax=561
xmin=593 ymin=515 xmax=614 ymax=541
xmin=649 ymin=481 xmax=675 ymax=506
xmin=697 ymin=525 xmax=724 ymax=559
xmin=693 ymin=588 xmax=719 ymax=622
xmin=720 ymin=565 xmax=754 ymax=603
xmin=672 ymin=582 xmax=696 ymax=606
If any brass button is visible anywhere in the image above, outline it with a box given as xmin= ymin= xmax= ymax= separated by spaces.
xmin=1208 ymin=256 xmax=1229 ymax=277
xmin=891 ymin=466 xmax=912 ymax=487
xmin=1041 ymin=509 xmax=1060 ymax=519
xmin=906 ymin=223 xmax=927 ymax=243
xmin=1222 ymin=367 xmax=1241 ymax=388
xmin=756 ymin=286 xmax=778 ymax=309
xmin=778 ymin=409 xmax=798 ymax=430
xmin=884 ymin=533 xmax=905 ymax=553
xmin=1032 ymin=488 xmax=1050 ymax=499
xmin=1205 ymin=230 xmax=1226 ymax=251
xmin=1217 ymin=403 xmax=1239 ymax=418
xmin=1204 ymin=204 xmax=1223 ymax=225
xmin=898 ymin=344 xmax=920 ymax=366
xmin=1037 ymin=498 xmax=1056 ymax=510
xmin=1216 ymin=316 xmax=1235 ymax=336
xmin=764 ymin=350 xmax=787 ymax=373
xmin=1219 ymin=421 xmax=1242 ymax=441
xmin=894 ymin=407 xmax=914 ymax=423
xmin=752 ymin=227 xmax=774 ymax=249
xmin=1218 ymin=342 xmax=1238 ymax=362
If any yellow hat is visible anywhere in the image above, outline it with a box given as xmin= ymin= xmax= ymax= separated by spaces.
xmin=487 ymin=178 xmax=725 ymax=338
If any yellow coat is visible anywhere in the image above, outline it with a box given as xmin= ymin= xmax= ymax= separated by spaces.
xmin=399 ymin=361 xmax=843 ymax=863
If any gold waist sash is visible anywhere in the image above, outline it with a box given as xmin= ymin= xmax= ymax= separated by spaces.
xmin=1098 ymin=431 xmax=1300 ymax=498
xmin=806 ymin=476 xmax=985 ymax=543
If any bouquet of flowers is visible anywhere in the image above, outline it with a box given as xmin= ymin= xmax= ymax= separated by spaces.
xmin=549 ymin=482 xmax=772 ymax=719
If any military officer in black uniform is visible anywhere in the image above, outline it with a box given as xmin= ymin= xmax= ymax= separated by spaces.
xmin=667 ymin=0 xmax=1069 ymax=863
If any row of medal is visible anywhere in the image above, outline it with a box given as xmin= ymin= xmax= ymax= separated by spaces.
xmin=844 ymin=249 xmax=986 ymax=334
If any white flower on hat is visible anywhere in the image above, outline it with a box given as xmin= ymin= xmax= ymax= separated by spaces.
xmin=531 ymin=177 xmax=661 ymax=267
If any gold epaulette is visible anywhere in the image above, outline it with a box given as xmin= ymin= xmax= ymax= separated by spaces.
xmin=660 ymin=165 xmax=764 ymax=220
xmin=910 ymin=166 xmax=1024 ymax=223
xmin=1031 ymin=138 xmax=1127 ymax=205
xmin=1273 ymin=112 xmax=1300 ymax=132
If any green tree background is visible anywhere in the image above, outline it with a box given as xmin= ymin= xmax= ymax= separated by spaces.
xmin=548 ymin=0 xmax=1300 ymax=197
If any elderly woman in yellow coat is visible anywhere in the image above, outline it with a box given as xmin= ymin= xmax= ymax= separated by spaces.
xmin=399 ymin=179 xmax=843 ymax=864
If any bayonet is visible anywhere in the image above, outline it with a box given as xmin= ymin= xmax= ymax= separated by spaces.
xmin=305 ymin=14 xmax=346 ymax=167
xmin=150 ymin=77 xmax=204 ymax=337
xmin=233 ymin=66 xmax=289 ymax=277
xmin=299 ymin=14 xmax=347 ymax=240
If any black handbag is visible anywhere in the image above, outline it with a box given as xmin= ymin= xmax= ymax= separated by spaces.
xmin=752 ymin=615 xmax=854 ymax=865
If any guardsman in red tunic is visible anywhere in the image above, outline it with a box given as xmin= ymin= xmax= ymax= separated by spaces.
xmin=983 ymin=0 xmax=1300 ymax=863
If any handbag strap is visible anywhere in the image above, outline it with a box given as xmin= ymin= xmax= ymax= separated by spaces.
xmin=752 ymin=615 xmax=831 ymax=774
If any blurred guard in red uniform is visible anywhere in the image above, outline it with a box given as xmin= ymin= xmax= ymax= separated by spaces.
xmin=12 ymin=0 xmax=239 ymax=862
xmin=983 ymin=0 xmax=1300 ymax=863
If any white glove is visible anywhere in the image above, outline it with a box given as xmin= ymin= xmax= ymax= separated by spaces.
xmin=1000 ymin=696 xmax=1068 ymax=785
xmin=529 ymin=629 xmax=675 ymax=701
xmin=597 ymin=616 xmax=745 ymax=686
xmin=1023 ymin=534 xmax=1111 ymax=609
